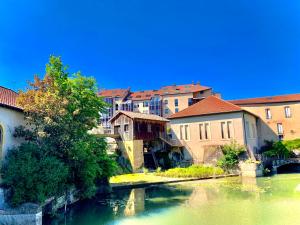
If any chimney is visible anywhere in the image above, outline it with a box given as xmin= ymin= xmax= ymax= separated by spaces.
xmin=192 ymin=81 xmax=194 ymax=85
xmin=197 ymin=81 xmax=200 ymax=85
xmin=213 ymin=92 xmax=222 ymax=99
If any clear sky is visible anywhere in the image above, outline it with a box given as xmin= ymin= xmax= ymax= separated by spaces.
xmin=0 ymin=0 xmax=300 ymax=100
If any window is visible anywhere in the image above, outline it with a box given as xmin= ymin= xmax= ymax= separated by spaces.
xmin=184 ymin=125 xmax=189 ymax=140
xmin=147 ymin=124 xmax=151 ymax=132
xmin=221 ymin=121 xmax=234 ymax=139
xmin=277 ymin=123 xmax=283 ymax=134
xmin=284 ymin=106 xmax=291 ymax=118
xmin=179 ymin=125 xmax=190 ymax=140
xmin=164 ymin=99 xmax=168 ymax=105
xmin=199 ymin=124 xmax=203 ymax=140
xmin=143 ymin=101 xmax=149 ymax=107
xmin=199 ymin=123 xmax=210 ymax=140
xmin=221 ymin=122 xmax=226 ymax=139
xmin=227 ymin=121 xmax=232 ymax=139
xmin=164 ymin=108 xmax=169 ymax=115
xmin=188 ymin=98 xmax=193 ymax=106
xmin=115 ymin=104 xmax=119 ymax=111
xmin=174 ymin=99 xmax=179 ymax=107
xmin=124 ymin=124 xmax=129 ymax=132
xmin=265 ymin=108 xmax=271 ymax=119
xmin=175 ymin=108 xmax=179 ymax=113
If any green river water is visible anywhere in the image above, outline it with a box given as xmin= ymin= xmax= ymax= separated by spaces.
xmin=45 ymin=174 xmax=300 ymax=225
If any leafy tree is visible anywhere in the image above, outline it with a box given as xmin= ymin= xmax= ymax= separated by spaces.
xmin=2 ymin=143 xmax=69 ymax=206
xmin=2 ymin=56 xmax=117 ymax=205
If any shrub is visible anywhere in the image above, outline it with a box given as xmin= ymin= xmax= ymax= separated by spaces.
xmin=263 ymin=141 xmax=293 ymax=158
xmin=1 ymin=143 xmax=69 ymax=206
xmin=217 ymin=141 xmax=245 ymax=171
xmin=282 ymin=139 xmax=300 ymax=151
xmin=156 ymin=165 xmax=224 ymax=178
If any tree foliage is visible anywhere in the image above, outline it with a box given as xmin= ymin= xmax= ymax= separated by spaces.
xmin=217 ymin=141 xmax=245 ymax=171
xmin=1 ymin=56 xmax=117 ymax=205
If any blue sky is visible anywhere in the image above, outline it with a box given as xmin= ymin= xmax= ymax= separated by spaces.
xmin=0 ymin=0 xmax=300 ymax=100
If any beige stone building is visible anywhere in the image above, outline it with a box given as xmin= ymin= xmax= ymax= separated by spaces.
xmin=0 ymin=86 xmax=25 ymax=159
xmin=169 ymin=96 xmax=259 ymax=164
xmin=230 ymin=94 xmax=300 ymax=146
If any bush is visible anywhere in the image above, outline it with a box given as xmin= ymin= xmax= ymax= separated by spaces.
xmin=217 ymin=141 xmax=245 ymax=171
xmin=263 ymin=141 xmax=293 ymax=158
xmin=156 ymin=165 xmax=224 ymax=178
xmin=282 ymin=139 xmax=300 ymax=151
xmin=1 ymin=143 xmax=69 ymax=206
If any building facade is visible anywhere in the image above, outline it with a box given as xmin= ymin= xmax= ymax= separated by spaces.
xmin=230 ymin=94 xmax=300 ymax=146
xmin=169 ymin=96 xmax=259 ymax=164
xmin=99 ymin=82 xmax=215 ymax=133
xmin=168 ymin=93 xmax=300 ymax=165
xmin=109 ymin=111 xmax=169 ymax=171
xmin=0 ymin=87 xmax=25 ymax=160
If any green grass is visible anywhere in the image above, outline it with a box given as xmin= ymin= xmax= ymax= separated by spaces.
xmin=156 ymin=165 xmax=224 ymax=178
xmin=110 ymin=173 xmax=169 ymax=185
xmin=110 ymin=165 xmax=225 ymax=186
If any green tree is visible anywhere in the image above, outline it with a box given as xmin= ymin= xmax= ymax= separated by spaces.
xmin=2 ymin=56 xmax=117 ymax=205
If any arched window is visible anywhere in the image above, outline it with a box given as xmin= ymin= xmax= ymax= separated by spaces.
xmin=0 ymin=126 xmax=3 ymax=158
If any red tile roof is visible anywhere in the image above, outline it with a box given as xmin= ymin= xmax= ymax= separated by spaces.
xmin=129 ymin=90 xmax=161 ymax=100
xmin=0 ymin=86 xmax=21 ymax=110
xmin=160 ymin=84 xmax=211 ymax=95
xmin=168 ymin=96 xmax=243 ymax=119
xmin=99 ymin=88 xmax=130 ymax=99
xmin=110 ymin=110 xmax=169 ymax=122
xmin=229 ymin=94 xmax=300 ymax=105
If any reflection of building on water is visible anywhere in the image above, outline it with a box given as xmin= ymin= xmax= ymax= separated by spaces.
xmin=124 ymin=188 xmax=145 ymax=216
xmin=186 ymin=187 xmax=209 ymax=207
xmin=241 ymin=177 xmax=261 ymax=197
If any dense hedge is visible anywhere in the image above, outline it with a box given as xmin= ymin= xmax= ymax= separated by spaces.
xmin=156 ymin=165 xmax=224 ymax=178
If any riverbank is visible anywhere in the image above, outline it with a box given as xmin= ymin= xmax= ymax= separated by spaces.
xmin=110 ymin=173 xmax=239 ymax=190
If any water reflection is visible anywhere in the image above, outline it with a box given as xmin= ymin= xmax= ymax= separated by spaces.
xmin=45 ymin=174 xmax=300 ymax=225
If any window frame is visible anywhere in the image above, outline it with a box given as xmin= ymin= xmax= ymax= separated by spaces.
xmin=284 ymin=106 xmax=291 ymax=118
xmin=221 ymin=120 xmax=234 ymax=140
xmin=174 ymin=99 xmax=179 ymax=107
xmin=277 ymin=123 xmax=283 ymax=135
xmin=265 ymin=108 xmax=272 ymax=119
xmin=199 ymin=122 xmax=211 ymax=140
xmin=179 ymin=124 xmax=190 ymax=141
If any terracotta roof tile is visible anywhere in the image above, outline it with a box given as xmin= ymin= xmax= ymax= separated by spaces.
xmin=160 ymin=84 xmax=211 ymax=95
xmin=110 ymin=110 xmax=169 ymax=122
xmin=129 ymin=90 xmax=161 ymax=100
xmin=229 ymin=94 xmax=300 ymax=105
xmin=0 ymin=86 xmax=21 ymax=110
xmin=168 ymin=96 xmax=242 ymax=119
xmin=99 ymin=88 xmax=130 ymax=99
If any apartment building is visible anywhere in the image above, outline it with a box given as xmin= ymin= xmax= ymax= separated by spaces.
xmin=230 ymin=94 xmax=300 ymax=146
xmin=99 ymin=82 xmax=215 ymax=132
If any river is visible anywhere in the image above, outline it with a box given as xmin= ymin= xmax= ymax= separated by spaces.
xmin=44 ymin=174 xmax=300 ymax=225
